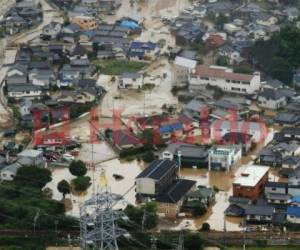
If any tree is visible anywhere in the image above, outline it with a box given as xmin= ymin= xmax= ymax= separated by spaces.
xmin=69 ymin=160 xmax=87 ymax=177
xmin=57 ymin=180 xmax=70 ymax=198
xmin=216 ymin=56 xmax=228 ymax=66
xmin=73 ymin=176 xmax=91 ymax=192
xmin=15 ymin=166 xmax=52 ymax=189
xmin=200 ymin=222 xmax=210 ymax=231
xmin=124 ymin=202 xmax=157 ymax=229
xmin=184 ymin=232 xmax=204 ymax=250
xmin=142 ymin=151 xmax=155 ymax=163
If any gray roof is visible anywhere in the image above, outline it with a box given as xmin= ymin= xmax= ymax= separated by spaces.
xmin=164 ymin=143 xmax=208 ymax=159
xmin=18 ymin=149 xmax=42 ymax=158
xmin=258 ymin=89 xmax=286 ymax=100
xmin=266 ymin=193 xmax=291 ymax=201
xmin=121 ymin=72 xmax=143 ymax=79
xmin=7 ymin=84 xmax=42 ymax=92
xmin=245 ymin=205 xmax=274 ymax=216
xmin=185 ymin=99 xmax=207 ymax=113
xmin=1 ymin=162 xmax=22 ymax=175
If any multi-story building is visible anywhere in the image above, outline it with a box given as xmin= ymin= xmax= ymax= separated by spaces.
xmin=208 ymin=145 xmax=242 ymax=171
xmin=189 ymin=65 xmax=261 ymax=94
xmin=233 ymin=165 xmax=270 ymax=201
xmin=173 ymin=56 xmax=197 ymax=87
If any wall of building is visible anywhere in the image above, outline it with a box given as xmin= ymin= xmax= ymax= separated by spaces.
xmin=233 ymin=172 xmax=269 ymax=201
xmin=136 ymin=178 xmax=155 ymax=196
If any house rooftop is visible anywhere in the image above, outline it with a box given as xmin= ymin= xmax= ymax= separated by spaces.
xmin=233 ymin=165 xmax=270 ymax=187
xmin=265 ymin=182 xmax=288 ymax=189
xmin=287 ymin=206 xmax=300 ymax=217
xmin=156 ymin=179 xmax=196 ymax=203
xmin=245 ymin=205 xmax=274 ymax=216
xmin=174 ymin=56 xmax=197 ymax=69
xmin=18 ymin=149 xmax=43 ymax=158
xmin=136 ymin=159 xmax=177 ymax=180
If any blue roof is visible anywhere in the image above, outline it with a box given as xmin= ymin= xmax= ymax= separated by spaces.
xmin=130 ymin=41 xmax=157 ymax=50
xmin=287 ymin=206 xmax=300 ymax=217
xmin=120 ymin=20 xmax=140 ymax=30
xmin=160 ymin=123 xmax=183 ymax=134
xmin=128 ymin=51 xmax=144 ymax=58
xmin=292 ymin=197 xmax=300 ymax=203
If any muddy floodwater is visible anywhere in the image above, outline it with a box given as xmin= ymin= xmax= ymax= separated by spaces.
xmin=47 ymin=154 xmax=283 ymax=232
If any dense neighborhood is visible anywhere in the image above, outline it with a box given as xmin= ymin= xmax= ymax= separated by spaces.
xmin=1 ymin=0 xmax=300 ymax=249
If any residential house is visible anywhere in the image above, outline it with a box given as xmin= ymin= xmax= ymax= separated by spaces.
xmin=279 ymin=127 xmax=300 ymax=141
xmin=173 ymin=56 xmax=197 ymax=87
xmin=161 ymin=143 xmax=208 ymax=168
xmin=135 ymin=159 xmax=177 ymax=197
xmin=222 ymin=132 xmax=253 ymax=154
xmin=29 ymin=69 xmax=56 ymax=88
xmin=245 ymin=205 xmax=275 ymax=224
xmin=0 ymin=149 xmax=44 ymax=181
xmin=210 ymin=120 xmax=268 ymax=144
xmin=7 ymin=84 xmax=43 ymax=100
xmin=112 ymin=129 xmax=142 ymax=150
xmin=257 ymin=89 xmax=287 ymax=110
xmin=17 ymin=149 xmax=44 ymax=167
xmin=19 ymin=98 xmax=32 ymax=116
xmin=183 ymin=99 xmax=207 ymax=121
xmin=264 ymin=182 xmax=290 ymax=206
xmin=233 ymin=165 xmax=270 ymax=201
xmin=287 ymin=206 xmax=300 ymax=224
xmin=156 ymin=179 xmax=196 ymax=218
xmin=128 ymin=41 xmax=160 ymax=61
xmin=208 ymin=145 xmax=242 ymax=171
xmin=189 ymin=65 xmax=261 ymax=94
xmin=255 ymin=12 xmax=278 ymax=26
xmin=40 ymin=21 xmax=62 ymax=40
xmin=274 ymin=113 xmax=300 ymax=126
xmin=118 ymin=72 xmax=144 ymax=89
xmin=288 ymin=169 xmax=300 ymax=197
xmin=282 ymin=156 xmax=300 ymax=171
xmin=219 ymin=44 xmax=242 ymax=65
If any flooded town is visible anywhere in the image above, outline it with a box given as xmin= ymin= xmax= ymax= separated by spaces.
xmin=1 ymin=0 xmax=300 ymax=249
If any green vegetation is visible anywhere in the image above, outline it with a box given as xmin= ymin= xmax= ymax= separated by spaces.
xmin=233 ymin=65 xmax=254 ymax=74
xmin=72 ymin=176 xmax=91 ymax=192
xmin=124 ymin=202 xmax=157 ymax=229
xmin=69 ymin=160 xmax=87 ymax=177
xmin=142 ymin=150 xmax=155 ymax=163
xmin=252 ymin=27 xmax=300 ymax=84
xmin=57 ymin=179 xmax=70 ymax=198
xmin=216 ymin=56 xmax=229 ymax=66
xmin=0 ymin=181 xmax=78 ymax=230
xmin=200 ymin=222 xmax=210 ymax=231
xmin=93 ymin=60 xmax=148 ymax=75
xmin=69 ymin=103 xmax=94 ymax=119
xmin=15 ymin=166 xmax=52 ymax=189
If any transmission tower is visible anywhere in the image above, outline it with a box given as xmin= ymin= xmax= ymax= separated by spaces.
xmin=80 ymin=187 xmax=127 ymax=250
xmin=175 ymin=231 xmax=184 ymax=250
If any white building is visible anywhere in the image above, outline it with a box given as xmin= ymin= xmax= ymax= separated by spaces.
xmin=208 ymin=145 xmax=242 ymax=171
xmin=173 ymin=56 xmax=197 ymax=87
xmin=189 ymin=65 xmax=261 ymax=94
xmin=118 ymin=72 xmax=144 ymax=89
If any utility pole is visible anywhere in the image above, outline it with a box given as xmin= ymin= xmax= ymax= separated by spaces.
xmin=33 ymin=208 xmax=40 ymax=233
xmin=177 ymin=150 xmax=182 ymax=178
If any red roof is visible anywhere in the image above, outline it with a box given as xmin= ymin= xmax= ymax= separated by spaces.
xmin=195 ymin=65 xmax=254 ymax=82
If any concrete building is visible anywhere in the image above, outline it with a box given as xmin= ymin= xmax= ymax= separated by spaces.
xmin=208 ymin=145 xmax=242 ymax=171
xmin=233 ymin=165 xmax=270 ymax=201
xmin=189 ymin=65 xmax=261 ymax=94
xmin=173 ymin=56 xmax=197 ymax=87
